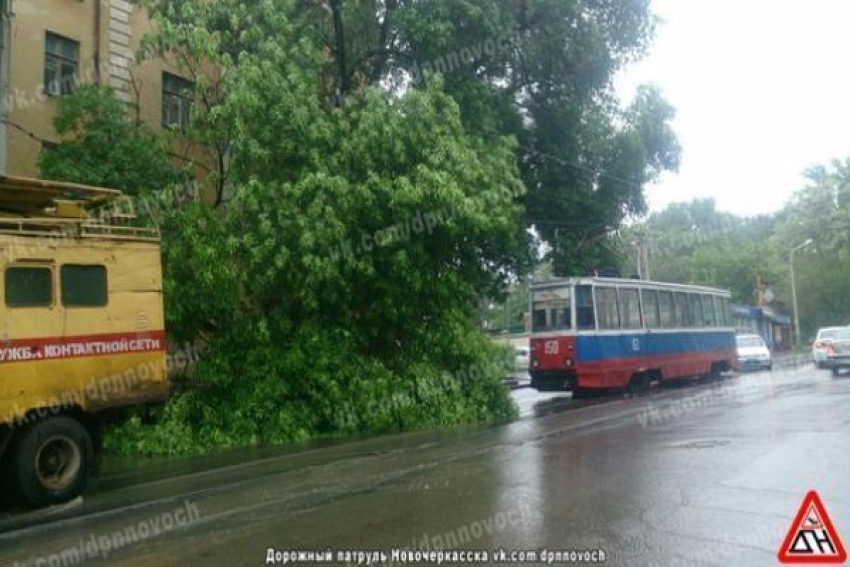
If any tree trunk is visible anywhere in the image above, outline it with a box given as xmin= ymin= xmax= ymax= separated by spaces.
xmin=330 ymin=0 xmax=348 ymax=105
xmin=369 ymin=0 xmax=397 ymax=84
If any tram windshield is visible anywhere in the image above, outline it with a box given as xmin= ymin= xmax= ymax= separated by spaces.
xmin=532 ymin=287 xmax=572 ymax=332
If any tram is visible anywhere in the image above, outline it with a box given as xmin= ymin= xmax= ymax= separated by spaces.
xmin=529 ymin=277 xmax=737 ymax=395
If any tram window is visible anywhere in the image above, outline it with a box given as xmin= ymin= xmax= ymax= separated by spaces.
xmin=531 ymin=287 xmax=571 ymax=332
xmin=702 ymin=294 xmax=716 ymax=327
xmin=575 ymin=285 xmax=596 ymax=330
xmin=723 ymin=298 xmax=733 ymax=326
xmin=689 ymin=294 xmax=703 ymax=327
xmin=618 ymin=288 xmax=642 ymax=329
xmin=552 ymin=303 xmax=570 ymax=329
xmin=642 ymin=289 xmax=660 ymax=329
xmin=674 ymin=292 xmax=690 ymax=327
xmin=596 ymin=287 xmax=620 ymax=330
xmin=532 ymin=307 xmax=547 ymax=330
xmin=658 ymin=291 xmax=675 ymax=328
xmin=712 ymin=296 xmax=724 ymax=327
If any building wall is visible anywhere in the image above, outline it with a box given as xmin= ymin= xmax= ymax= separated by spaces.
xmin=0 ymin=0 xmax=204 ymax=185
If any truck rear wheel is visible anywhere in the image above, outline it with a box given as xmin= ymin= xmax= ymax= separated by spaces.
xmin=10 ymin=417 xmax=93 ymax=508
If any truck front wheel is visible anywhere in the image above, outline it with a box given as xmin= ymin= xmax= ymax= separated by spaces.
xmin=10 ymin=416 xmax=93 ymax=508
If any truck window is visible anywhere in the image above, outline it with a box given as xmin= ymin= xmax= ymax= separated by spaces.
xmin=575 ymin=285 xmax=595 ymax=330
xmin=5 ymin=266 xmax=53 ymax=307
xmin=61 ymin=265 xmax=108 ymax=307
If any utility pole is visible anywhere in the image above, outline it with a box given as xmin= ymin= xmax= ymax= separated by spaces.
xmin=789 ymin=238 xmax=813 ymax=347
xmin=632 ymin=238 xmax=650 ymax=280
xmin=635 ymin=243 xmax=642 ymax=279
xmin=631 ymin=239 xmax=644 ymax=279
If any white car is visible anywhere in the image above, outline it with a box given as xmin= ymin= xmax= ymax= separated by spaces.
xmin=812 ymin=326 xmax=847 ymax=368
xmin=736 ymin=334 xmax=772 ymax=371
xmin=504 ymin=345 xmax=530 ymax=387
xmin=514 ymin=346 xmax=530 ymax=371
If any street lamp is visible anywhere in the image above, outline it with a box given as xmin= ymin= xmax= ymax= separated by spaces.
xmin=789 ymin=238 xmax=813 ymax=347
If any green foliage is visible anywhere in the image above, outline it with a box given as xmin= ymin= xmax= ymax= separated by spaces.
xmin=53 ymin=0 xmax=682 ymax=455
xmin=104 ymin=1 xmax=522 ymax=454
xmin=286 ymin=0 xmax=680 ymax=274
xmin=623 ymin=162 xmax=850 ymax=339
xmin=38 ymin=85 xmax=182 ymax=194
xmin=622 ymin=199 xmax=780 ymax=304
xmin=108 ymin=327 xmax=515 ymax=455
xmin=770 ymin=161 xmax=850 ymax=337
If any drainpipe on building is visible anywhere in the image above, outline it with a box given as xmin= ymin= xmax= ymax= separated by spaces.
xmin=94 ymin=0 xmax=102 ymax=84
xmin=0 ymin=0 xmax=11 ymax=175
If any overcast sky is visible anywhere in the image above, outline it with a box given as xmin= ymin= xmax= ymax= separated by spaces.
xmin=616 ymin=0 xmax=850 ymax=217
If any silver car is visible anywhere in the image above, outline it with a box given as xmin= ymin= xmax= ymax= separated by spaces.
xmin=824 ymin=327 xmax=850 ymax=376
xmin=812 ymin=326 xmax=847 ymax=368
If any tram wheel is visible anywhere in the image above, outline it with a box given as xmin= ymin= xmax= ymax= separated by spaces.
xmin=626 ymin=373 xmax=652 ymax=397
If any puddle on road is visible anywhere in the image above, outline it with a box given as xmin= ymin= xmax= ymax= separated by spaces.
xmin=528 ymin=396 xmax=616 ymax=419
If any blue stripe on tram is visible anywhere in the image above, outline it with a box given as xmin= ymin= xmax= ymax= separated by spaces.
xmin=576 ymin=331 xmax=736 ymax=363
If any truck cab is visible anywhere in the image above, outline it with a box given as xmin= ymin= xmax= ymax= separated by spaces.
xmin=0 ymin=176 xmax=168 ymax=507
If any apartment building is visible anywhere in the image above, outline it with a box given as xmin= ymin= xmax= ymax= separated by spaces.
xmin=0 ymin=0 xmax=194 ymax=178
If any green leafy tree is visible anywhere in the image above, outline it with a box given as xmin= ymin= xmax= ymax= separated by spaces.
xmin=107 ymin=0 xmax=522 ymax=454
xmin=771 ymin=161 xmax=850 ymax=337
xmin=622 ymin=199 xmax=781 ymax=304
xmin=38 ymin=85 xmax=182 ymax=194
xmin=279 ymin=0 xmax=682 ymax=274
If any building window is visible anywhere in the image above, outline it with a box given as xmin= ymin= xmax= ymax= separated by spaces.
xmin=44 ymin=32 xmax=79 ymax=96
xmin=5 ymin=266 xmax=53 ymax=308
xmin=61 ymin=265 xmax=108 ymax=307
xmin=162 ymin=72 xmax=193 ymax=129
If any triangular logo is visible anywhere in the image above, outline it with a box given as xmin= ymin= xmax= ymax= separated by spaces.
xmin=778 ymin=490 xmax=847 ymax=564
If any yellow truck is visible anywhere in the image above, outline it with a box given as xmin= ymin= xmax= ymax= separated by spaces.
xmin=0 ymin=176 xmax=168 ymax=507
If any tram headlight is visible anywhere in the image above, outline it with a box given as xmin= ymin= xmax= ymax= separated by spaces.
xmin=564 ymin=358 xmax=573 ymax=367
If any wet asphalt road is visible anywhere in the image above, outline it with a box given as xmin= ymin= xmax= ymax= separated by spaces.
xmin=1 ymin=362 xmax=849 ymax=566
